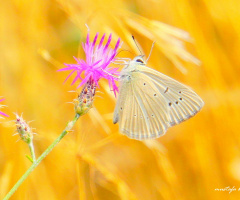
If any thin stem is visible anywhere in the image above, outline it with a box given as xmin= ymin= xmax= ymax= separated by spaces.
xmin=3 ymin=114 xmax=80 ymax=200
xmin=28 ymin=140 xmax=36 ymax=163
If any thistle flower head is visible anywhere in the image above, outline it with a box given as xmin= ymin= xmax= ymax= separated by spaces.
xmin=0 ymin=98 xmax=9 ymax=118
xmin=15 ymin=114 xmax=34 ymax=144
xmin=59 ymin=32 xmax=121 ymax=96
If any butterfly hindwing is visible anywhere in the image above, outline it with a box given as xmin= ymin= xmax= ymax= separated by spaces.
xmin=138 ymin=66 xmax=204 ymax=126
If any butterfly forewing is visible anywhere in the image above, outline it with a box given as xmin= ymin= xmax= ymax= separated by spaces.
xmin=114 ymin=72 xmax=170 ymax=140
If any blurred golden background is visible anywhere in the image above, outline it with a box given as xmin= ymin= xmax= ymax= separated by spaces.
xmin=1 ymin=0 xmax=240 ymax=199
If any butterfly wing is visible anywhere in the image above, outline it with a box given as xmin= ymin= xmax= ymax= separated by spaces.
xmin=138 ymin=65 xmax=204 ymax=126
xmin=114 ymin=64 xmax=204 ymax=140
xmin=113 ymin=72 xmax=171 ymax=140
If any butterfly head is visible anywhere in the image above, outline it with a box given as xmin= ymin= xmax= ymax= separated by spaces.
xmin=120 ymin=55 xmax=146 ymax=75
xmin=131 ymin=55 xmax=146 ymax=65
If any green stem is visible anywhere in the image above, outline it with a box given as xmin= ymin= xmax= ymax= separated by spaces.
xmin=28 ymin=140 xmax=36 ymax=163
xmin=3 ymin=114 xmax=80 ymax=200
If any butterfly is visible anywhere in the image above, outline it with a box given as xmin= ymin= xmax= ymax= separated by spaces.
xmin=113 ymin=46 xmax=204 ymax=140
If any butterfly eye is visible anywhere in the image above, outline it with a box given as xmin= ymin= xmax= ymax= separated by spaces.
xmin=136 ymin=59 xmax=144 ymax=63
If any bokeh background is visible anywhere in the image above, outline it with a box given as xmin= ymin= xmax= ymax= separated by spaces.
xmin=1 ymin=0 xmax=240 ymax=199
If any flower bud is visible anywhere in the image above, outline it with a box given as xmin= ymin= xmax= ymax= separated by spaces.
xmin=15 ymin=114 xmax=34 ymax=144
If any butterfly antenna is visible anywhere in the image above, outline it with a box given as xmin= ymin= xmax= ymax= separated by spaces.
xmin=132 ymin=35 xmax=144 ymax=56
xmin=146 ymin=41 xmax=155 ymax=63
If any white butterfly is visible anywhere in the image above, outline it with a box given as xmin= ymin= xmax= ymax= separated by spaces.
xmin=113 ymin=54 xmax=204 ymax=140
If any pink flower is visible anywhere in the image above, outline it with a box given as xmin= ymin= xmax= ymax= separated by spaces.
xmin=59 ymin=32 xmax=121 ymax=96
xmin=0 ymin=98 xmax=9 ymax=117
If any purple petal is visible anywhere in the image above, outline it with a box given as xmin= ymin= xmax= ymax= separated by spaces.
xmin=86 ymin=33 xmax=90 ymax=45
xmin=103 ymin=53 xmax=116 ymax=67
xmin=114 ymin=38 xmax=121 ymax=52
xmin=0 ymin=111 xmax=9 ymax=117
xmin=92 ymin=33 xmax=99 ymax=47
xmin=92 ymin=59 xmax=102 ymax=69
xmin=98 ymin=34 xmax=106 ymax=49
xmin=0 ymin=99 xmax=9 ymax=117
xmin=58 ymin=66 xmax=76 ymax=71
xmin=78 ymin=73 xmax=92 ymax=88
xmin=71 ymin=70 xmax=83 ymax=85
xmin=103 ymin=34 xmax=112 ymax=52
xmin=73 ymin=56 xmax=80 ymax=63
xmin=64 ymin=69 xmax=77 ymax=83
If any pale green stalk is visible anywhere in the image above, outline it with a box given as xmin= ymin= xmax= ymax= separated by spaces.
xmin=3 ymin=114 xmax=80 ymax=200
xmin=28 ymin=140 xmax=36 ymax=163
